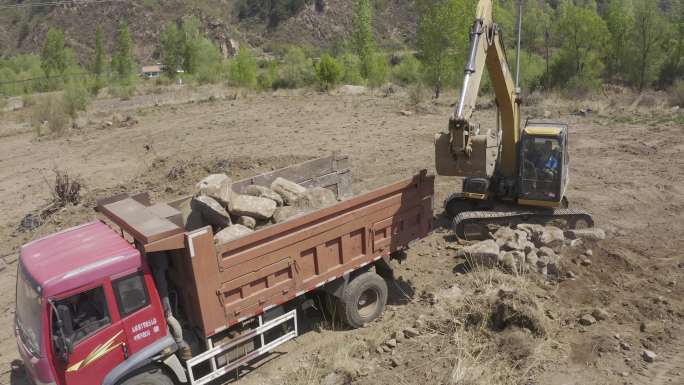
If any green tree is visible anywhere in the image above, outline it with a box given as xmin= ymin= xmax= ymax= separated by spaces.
xmin=277 ymin=46 xmax=315 ymax=88
xmin=351 ymin=0 xmax=375 ymax=78
xmin=365 ymin=51 xmax=388 ymax=88
xmin=112 ymin=21 xmax=134 ymax=81
xmin=603 ymin=0 xmax=634 ymax=82
xmin=659 ymin=1 xmax=683 ymax=86
xmin=338 ymin=52 xmax=363 ymax=84
xmin=41 ymin=28 xmax=67 ymax=80
xmin=416 ymin=0 xmax=473 ymax=98
xmin=628 ymin=0 xmax=666 ymax=91
xmin=160 ymin=22 xmax=184 ymax=77
xmin=392 ymin=54 xmax=422 ymax=85
xmin=229 ymin=47 xmax=257 ymax=88
xmin=550 ymin=1 xmax=609 ymax=93
xmin=315 ymin=53 xmax=342 ymax=90
xmin=181 ymin=17 xmax=202 ymax=74
xmin=93 ymin=26 xmax=106 ymax=77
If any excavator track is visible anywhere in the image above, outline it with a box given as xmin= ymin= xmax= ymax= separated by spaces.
xmin=453 ymin=207 xmax=594 ymax=239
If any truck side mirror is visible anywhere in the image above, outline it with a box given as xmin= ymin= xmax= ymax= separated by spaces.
xmin=49 ymin=300 xmax=74 ymax=361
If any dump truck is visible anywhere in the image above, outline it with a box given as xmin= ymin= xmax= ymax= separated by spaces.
xmin=15 ymin=154 xmax=434 ymax=385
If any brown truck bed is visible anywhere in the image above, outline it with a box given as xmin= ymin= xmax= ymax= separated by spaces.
xmin=99 ymin=155 xmax=434 ymax=337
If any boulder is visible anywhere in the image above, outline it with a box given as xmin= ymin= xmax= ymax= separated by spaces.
xmin=273 ymin=206 xmax=307 ymax=223
xmin=296 ymin=187 xmax=338 ymax=209
xmin=526 ymin=250 xmax=539 ymax=271
xmin=229 ymin=194 xmax=277 ymax=220
xmin=191 ymin=196 xmax=232 ymax=227
xmin=196 ymin=174 xmax=231 ymax=198
xmin=244 ymin=184 xmax=284 ymax=207
xmin=538 ymin=246 xmax=555 ymax=258
xmin=237 ymin=216 xmax=257 ymax=229
xmin=533 ymin=226 xmax=565 ymax=248
xmin=565 ymin=228 xmax=606 ymax=241
xmin=464 ymin=239 xmax=500 ymax=267
xmin=214 ymin=224 xmax=254 ymax=244
xmin=271 ymin=177 xmax=307 ymax=205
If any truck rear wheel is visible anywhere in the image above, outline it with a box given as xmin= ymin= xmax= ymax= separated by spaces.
xmin=337 ymin=272 xmax=388 ymax=328
xmin=118 ymin=368 xmax=174 ymax=385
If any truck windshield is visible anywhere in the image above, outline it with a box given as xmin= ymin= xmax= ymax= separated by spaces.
xmin=16 ymin=264 xmax=42 ymax=357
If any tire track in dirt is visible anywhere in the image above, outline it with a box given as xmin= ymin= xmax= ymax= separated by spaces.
xmin=635 ymin=337 xmax=684 ymax=385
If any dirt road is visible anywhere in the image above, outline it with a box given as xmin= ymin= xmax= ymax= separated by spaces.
xmin=0 ymin=89 xmax=681 ymax=384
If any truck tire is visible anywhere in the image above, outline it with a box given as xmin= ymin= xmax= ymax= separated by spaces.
xmin=337 ymin=272 xmax=388 ymax=328
xmin=118 ymin=368 xmax=174 ymax=385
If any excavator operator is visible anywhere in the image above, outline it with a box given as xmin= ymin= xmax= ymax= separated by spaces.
xmin=537 ymin=140 xmax=559 ymax=179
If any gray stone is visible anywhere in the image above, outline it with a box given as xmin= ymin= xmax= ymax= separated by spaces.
xmin=321 ymin=371 xmax=349 ymax=385
xmin=565 ymin=228 xmax=606 ymax=241
xmin=579 ymin=314 xmax=597 ymax=326
xmin=592 ymin=308 xmax=610 ymax=321
xmin=517 ymin=223 xmax=543 ymax=237
xmin=389 ymin=357 xmax=400 ymax=368
xmin=191 ymin=195 xmax=232 ymax=227
xmin=569 ymin=239 xmax=584 ymax=248
xmin=585 ymin=249 xmax=593 ymax=257
xmin=237 ymin=216 xmax=257 ymax=229
xmin=403 ymin=327 xmax=420 ymax=338
xmin=196 ymin=174 xmax=231 ymax=199
xmin=538 ymin=246 xmax=555 ymax=258
xmin=642 ymin=350 xmax=657 ymax=363
xmin=296 ymin=187 xmax=338 ymax=209
xmin=620 ymin=341 xmax=630 ymax=351
xmin=534 ymin=226 xmax=565 ymax=248
xmin=385 ymin=339 xmax=397 ymax=348
xmin=464 ymin=239 xmax=500 ymax=267
xmin=581 ymin=258 xmax=592 ymax=266
xmin=273 ymin=206 xmax=308 ymax=223
xmin=229 ymin=194 xmax=277 ymax=220
xmin=214 ymin=224 xmax=254 ymax=244
xmin=271 ymin=177 xmax=307 ymax=205
xmin=244 ymin=184 xmax=284 ymax=207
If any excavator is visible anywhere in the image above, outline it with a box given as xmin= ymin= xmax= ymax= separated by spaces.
xmin=435 ymin=0 xmax=593 ymax=238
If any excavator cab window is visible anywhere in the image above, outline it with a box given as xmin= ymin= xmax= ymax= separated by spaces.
xmin=519 ymin=134 xmax=563 ymax=202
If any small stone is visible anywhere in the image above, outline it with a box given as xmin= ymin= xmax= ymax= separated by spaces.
xmin=581 ymin=258 xmax=592 ymax=266
xmin=321 ymin=371 xmax=348 ymax=385
xmin=592 ymin=308 xmax=610 ymax=321
xmin=566 ymin=271 xmax=577 ymax=279
xmin=667 ymin=280 xmax=676 ymax=287
xmin=569 ymin=239 xmax=583 ymax=248
xmin=585 ymin=249 xmax=593 ymax=257
xmin=389 ymin=357 xmax=400 ymax=368
xmin=579 ymin=314 xmax=597 ymax=326
xmin=237 ymin=216 xmax=257 ymax=229
xmin=618 ymin=372 xmax=628 ymax=377
xmin=375 ymin=346 xmax=384 ymax=354
xmin=565 ymin=228 xmax=606 ymax=241
xmin=403 ymin=327 xmax=420 ymax=338
xmin=620 ymin=341 xmax=630 ymax=351
xmin=385 ymin=339 xmax=397 ymax=348
xmin=382 ymin=345 xmax=392 ymax=353
xmin=642 ymin=350 xmax=657 ymax=363
xmin=399 ymin=110 xmax=413 ymax=116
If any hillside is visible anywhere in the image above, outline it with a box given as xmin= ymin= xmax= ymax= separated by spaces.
xmin=0 ymin=0 xmax=417 ymax=64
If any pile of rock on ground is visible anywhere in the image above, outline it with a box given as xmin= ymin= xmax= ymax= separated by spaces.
xmin=188 ymin=174 xmax=338 ymax=244
xmin=459 ymin=223 xmax=606 ymax=279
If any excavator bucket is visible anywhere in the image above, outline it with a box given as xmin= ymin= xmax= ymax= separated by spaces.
xmin=434 ymin=129 xmax=498 ymax=178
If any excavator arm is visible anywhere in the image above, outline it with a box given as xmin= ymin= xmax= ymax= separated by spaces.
xmin=436 ymin=0 xmax=521 ymax=179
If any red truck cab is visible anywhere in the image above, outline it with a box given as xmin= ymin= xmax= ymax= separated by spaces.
xmin=15 ymin=221 xmax=169 ymax=385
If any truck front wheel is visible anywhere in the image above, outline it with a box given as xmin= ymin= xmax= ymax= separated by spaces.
xmin=337 ymin=272 xmax=388 ymax=328
xmin=118 ymin=368 xmax=174 ymax=385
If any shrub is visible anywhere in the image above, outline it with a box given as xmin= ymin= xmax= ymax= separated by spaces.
xmin=63 ymin=79 xmax=90 ymax=118
xmin=392 ymin=54 xmax=422 ymax=85
xmin=338 ymin=53 xmax=363 ymax=85
xmin=315 ymin=54 xmax=342 ymax=90
xmin=32 ymin=95 xmax=69 ymax=136
xmin=257 ymin=60 xmax=278 ymax=91
xmin=110 ymin=82 xmax=136 ymax=100
xmin=670 ymin=79 xmax=684 ymax=107
xmin=275 ymin=46 xmax=316 ymax=89
xmin=365 ymin=52 xmax=388 ymax=89
xmin=407 ymin=83 xmax=428 ymax=106
xmin=229 ymin=47 xmax=257 ymax=88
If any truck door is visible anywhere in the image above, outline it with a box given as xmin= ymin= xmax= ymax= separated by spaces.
xmin=112 ymin=271 xmax=166 ymax=353
xmin=51 ymin=285 xmax=126 ymax=385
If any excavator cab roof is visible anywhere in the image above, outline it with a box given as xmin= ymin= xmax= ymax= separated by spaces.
xmin=523 ymin=122 xmax=567 ymax=138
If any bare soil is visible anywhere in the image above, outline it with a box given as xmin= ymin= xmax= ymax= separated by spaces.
xmin=0 ymin=87 xmax=681 ymax=385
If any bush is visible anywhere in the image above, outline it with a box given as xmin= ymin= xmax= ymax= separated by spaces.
xmin=257 ymin=60 xmax=278 ymax=90
xmin=229 ymin=47 xmax=257 ymax=88
xmin=315 ymin=54 xmax=342 ymax=90
xmin=194 ymin=39 xmax=224 ymax=85
xmin=338 ymin=53 xmax=363 ymax=85
xmin=63 ymin=80 xmax=90 ymax=118
xmin=365 ymin=52 xmax=388 ymax=88
xmin=670 ymin=79 xmax=684 ymax=107
xmin=110 ymin=82 xmax=136 ymax=100
xmin=275 ymin=46 xmax=316 ymax=89
xmin=407 ymin=83 xmax=428 ymax=106
xmin=32 ymin=95 xmax=69 ymax=136
xmin=392 ymin=54 xmax=422 ymax=85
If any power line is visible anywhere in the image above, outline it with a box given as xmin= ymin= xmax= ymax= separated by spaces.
xmin=0 ymin=0 xmax=126 ymax=10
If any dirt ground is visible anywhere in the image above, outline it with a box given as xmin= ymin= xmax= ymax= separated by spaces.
xmin=0 ymin=85 xmax=682 ymax=385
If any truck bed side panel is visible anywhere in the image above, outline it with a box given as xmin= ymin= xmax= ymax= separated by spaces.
xmin=188 ymin=172 xmax=434 ymax=336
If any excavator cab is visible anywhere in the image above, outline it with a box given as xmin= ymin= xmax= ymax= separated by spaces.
xmin=517 ymin=122 xmax=569 ymax=207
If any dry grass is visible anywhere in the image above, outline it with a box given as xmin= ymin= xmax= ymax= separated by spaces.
xmin=31 ymin=94 xmax=70 ymax=136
